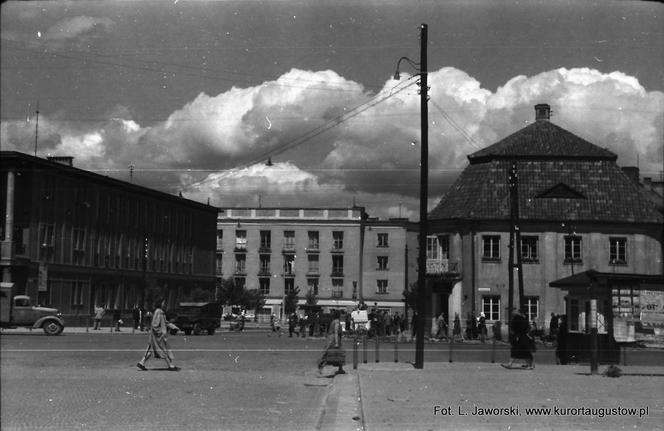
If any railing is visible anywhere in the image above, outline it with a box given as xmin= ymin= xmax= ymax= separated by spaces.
xmin=425 ymin=259 xmax=460 ymax=275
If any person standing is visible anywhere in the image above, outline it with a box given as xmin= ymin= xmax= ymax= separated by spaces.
xmin=137 ymin=298 xmax=180 ymax=371
xmin=453 ymin=313 xmax=462 ymax=341
xmin=288 ymin=312 xmax=298 ymax=337
xmin=556 ymin=315 xmax=568 ymax=365
xmin=478 ymin=312 xmax=487 ymax=343
xmin=549 ymin=312 xmax=559 ymax=340
xmin=317 ymin=309 xmax=345 ymax=375
xmin=132 ymin=305 xmax=142 ymax=331
xmin=93 ymin=305 xmax=105 ymax=330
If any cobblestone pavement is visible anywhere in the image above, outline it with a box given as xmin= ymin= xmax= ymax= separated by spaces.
xmin=2 ymin=330 xmax=662 ymax=431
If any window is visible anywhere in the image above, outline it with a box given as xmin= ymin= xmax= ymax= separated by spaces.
xmin=332 ymin=255 xmax=344 ymax=276
xmin=564 ymin=236 xmax=582 ymax=263
xmin=73 ymin=228 xmax=86 ymax=265
xmin=284 ymin=278 xmax=295 ymax=295
xmin=307 ymin=254 xmax=319 ymax=273
xmin=235 ymin=230 xmax=247 ymax=251
xmin=215 ymin=255 xmax=223 ymax=274
xmin=283 ymin=254 xmax=295 ymax=275
xmin=216 ymin=230 xmax=223 ymax=250
xmin=482 ymin=296 xmax=500 ymax=321
xmin=521 ymin=236 xmax=539 ymax=263
xmin=482 ymin=235 xmax=501 ymax=260
xmin=524 ymin=296 xmax=539 ymax=323
xmin=376 ymin=280 xmax=388 ymax=294
xmin=71 ymin=281 xmax=85 ymax=307
xmin=377 ymin=256 xmax=389 ymax=270
xmin=377 ymin=233 xmax=388 ymax=247
xmin=259 ymin=255 xmax=271 ymax=275
xmin=426 ymin=235 xmax=439 ymax=260
xmin=308 ymin=231 xmax=319 ymax=249
xmin=284 ymin=230 xmax=295 ymax=250
xmin=307 ymin=278 xmax=319 ymax=296
xmin=259 ymin=278 xmax=270 ymax=295
xmin=39 ymin=224 xmax=55 ymax=260
xmin=609 ymin=237 xmax=627 ymax=264
xmin=333 ymin=231 xmax=344 ymax=250
xmin=260 ymin=231 xmax=271 ymax=251
xmin=234 ymin=254 xmax=246 ymax=274
xmin=332 ymin=278 xmax=344 ymax=297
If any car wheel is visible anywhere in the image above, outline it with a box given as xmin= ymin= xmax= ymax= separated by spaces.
xmin=43 ymin=320 xmax=64 ymax=335
xmin=193 ymin=323 xmax=202 ymax=336
xmin=207 ymin=327 xmax=215 ymax=335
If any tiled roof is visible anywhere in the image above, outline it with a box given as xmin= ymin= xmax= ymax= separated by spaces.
xmin=467 ymin=120 xmax=617 ymax=163
xmin=429 ymin=121 xmax=662 ymax=224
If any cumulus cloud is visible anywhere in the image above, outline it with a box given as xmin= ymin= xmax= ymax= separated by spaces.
xmin=1 ymin=66 xmax=661 ymax=219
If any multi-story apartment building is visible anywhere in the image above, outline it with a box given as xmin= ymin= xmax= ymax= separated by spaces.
xmin=216 ymin=208 xmax=417 ymax=318
xmin=1 ymin=152 xmax=218 ymax=325
xmin=426 ymin=104 xmax=663 ymax=334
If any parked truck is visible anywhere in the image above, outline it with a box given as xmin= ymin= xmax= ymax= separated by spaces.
xmin=169 ymin=302 xmax=221 ymax=335
xmin=0 ymin=283 xmax=65 ymax=335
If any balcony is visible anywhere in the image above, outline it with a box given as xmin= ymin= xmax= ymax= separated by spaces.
xmin=331 ymin=270 xmax=344 ymax=277
xmin=331 ymin=290 xmax=344 ymax=298
xmin=258 ymin=269 xmax=271 ymax=277
xmin=426 ymin=259 xmax=460 ymax=275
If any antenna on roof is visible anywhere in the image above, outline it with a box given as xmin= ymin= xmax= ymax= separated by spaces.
xmin=34 ymin=101 xmax=39 ymax=157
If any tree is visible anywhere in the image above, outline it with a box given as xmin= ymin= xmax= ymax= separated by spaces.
xmin=305 ymin=288 xmax=318 ymax=305
xmin=284 ymin=286 xmax=301 ymax=315
xmin=217 ymin=278 xmax=246 ymax=306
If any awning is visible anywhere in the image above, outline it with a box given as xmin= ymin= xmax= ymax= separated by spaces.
xmin=549 ymin=269 xmax=664 ymax=293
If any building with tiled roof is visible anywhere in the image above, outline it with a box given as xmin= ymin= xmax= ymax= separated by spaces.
xmin=425 ymin=104 xmax=663 ymax=338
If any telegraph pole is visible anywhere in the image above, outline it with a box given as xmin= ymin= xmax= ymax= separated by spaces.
xmin=34 ymin=101 xmax=39 ymax=157
xmin=414 ymin=23 xmax=428 ymax=370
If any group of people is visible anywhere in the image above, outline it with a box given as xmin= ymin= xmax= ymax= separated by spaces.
xmin=92 ymin=304 xmax=152 ymax=332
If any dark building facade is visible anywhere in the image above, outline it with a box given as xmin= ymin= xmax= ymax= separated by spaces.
xmin=427 ymin=104 xmax=663 ymax=335
xmin=1 ymin=152 xmax=217 ymax=325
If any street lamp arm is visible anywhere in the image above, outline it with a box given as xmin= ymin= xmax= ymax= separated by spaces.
xmin=394 ymin=56 xmax=422 ymax=80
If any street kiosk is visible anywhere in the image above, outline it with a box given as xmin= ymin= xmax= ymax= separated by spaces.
xmin=549 ymin=270 xmax=664 ymax=372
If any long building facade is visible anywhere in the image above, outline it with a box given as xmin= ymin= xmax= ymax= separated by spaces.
xmin=216 ymin=207 xmax=417 ymax=319
xmin=1 ymin=152 xmax=218 ymax=325
xmin=426 ymin=104 xmax=663 ymax=336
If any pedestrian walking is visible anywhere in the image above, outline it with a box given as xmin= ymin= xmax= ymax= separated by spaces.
xmin=502 ymin=310 xmax=534 ymax=369
xmin=270 ymin=313 xmax=281 ymax=336
xmin=93 ymin=305 xmax=105 ymax=330
xmin=317 ymin=309 xmax=345 ymax=375
xmin=137 ymin=298 xmax=180 ymax=371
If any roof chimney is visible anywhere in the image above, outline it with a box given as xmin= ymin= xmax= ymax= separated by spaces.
xmin=47 ymin=156 xmax=74 ymax=167
xmin=535 ymin=104 xmax=551 ymax=121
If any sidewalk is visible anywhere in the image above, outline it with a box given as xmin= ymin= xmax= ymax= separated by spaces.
xmin=322 ymin=362 xmax=663 ymax=431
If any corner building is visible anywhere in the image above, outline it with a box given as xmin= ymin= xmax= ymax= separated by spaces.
xmin=1 ymin=152 xmax=218 ymax=325
xmin=427 ymin=104 xmax=663 ymax=333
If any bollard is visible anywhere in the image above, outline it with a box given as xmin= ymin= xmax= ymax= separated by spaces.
xmin=353 ymin=336 xmax=359 ymax=370
xmin=86 ymin=317 xmax=90 ymax=333
xmin=375 ymin=336 xmax=380 ymax=363
xmin=363 ymin=335 xmax=368 ymax=364
xmin=394 ymin=336 xmax=398 ymax=363
xmin=490 ymin=337 xmax=497 ymax=363
xmin=448 ymin=336 xmax=454 ymax=363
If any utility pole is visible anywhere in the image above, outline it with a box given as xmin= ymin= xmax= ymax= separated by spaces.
xmin=34 ymin=101 xmax=39 ymax=157
xmin=414 ymin=23 xmax=428 ymax=369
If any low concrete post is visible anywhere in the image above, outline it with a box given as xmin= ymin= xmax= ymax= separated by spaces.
xmin=375 ymin=336 xmax=380 ymax=363
xmin=353 ymin=335 xmax=358 ymax=370
xmin=363 ymin=335 xmax=368 ymax=364
xmin=448 ymin=336 xmax=454 ymax=363
xmin=394 ymin=337 xmax=398 ymax=363
xmin=491 ymin=336 xmax=497 ymax=363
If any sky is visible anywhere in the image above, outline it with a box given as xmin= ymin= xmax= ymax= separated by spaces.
xmin=1 ymin=0 xmax=663 ymax=220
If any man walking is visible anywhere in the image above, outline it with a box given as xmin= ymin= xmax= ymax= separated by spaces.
xmin=137 ymin=298 xmax=180 ymax=371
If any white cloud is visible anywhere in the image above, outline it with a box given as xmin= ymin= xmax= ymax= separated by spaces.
xmin=1 ymin=67 xmax=661 ymax=220
xmin=44 ymin=16 xmax=114 ymax=41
